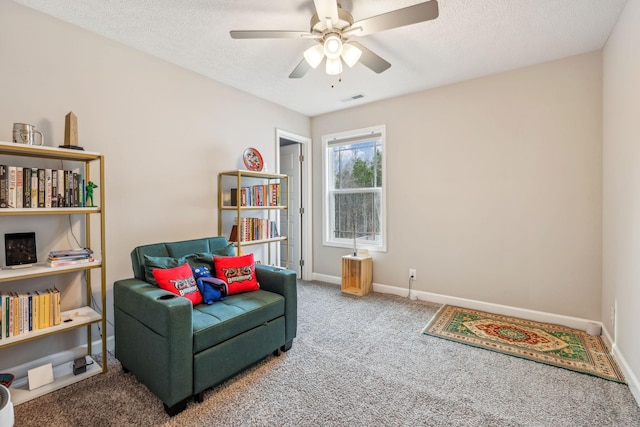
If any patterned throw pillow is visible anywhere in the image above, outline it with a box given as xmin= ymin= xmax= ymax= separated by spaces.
xmin=152 ymin=262 xmax=203 ymax=305
xmin=213 ymin=254 xmax=260 ymax=295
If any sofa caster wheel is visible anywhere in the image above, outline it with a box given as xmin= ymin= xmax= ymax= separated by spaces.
xmin=195 ymin=392 xmax=205 ymax=403
xmin=273 ymin=347 xmax=282 ymax=356
xmin=122 ymin=366 xmax=130 ymax=374
xmin=164 ymin=400 xmax=187 ymax=417
xmin=281 ymin=340 xmax=293 ymax=352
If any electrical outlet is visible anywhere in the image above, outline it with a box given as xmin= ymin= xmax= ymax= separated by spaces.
xmin=409 ymin=269 xmax=416 ymax=280
xmin=610 ymin=305 xmax=615 ymax=328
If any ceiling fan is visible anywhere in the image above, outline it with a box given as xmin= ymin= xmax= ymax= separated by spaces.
xmin=230 ymin=0 xmax=439 ymax=78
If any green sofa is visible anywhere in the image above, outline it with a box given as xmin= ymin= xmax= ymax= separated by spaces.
xmin=113 ymin=236 xmax=297 ymax=416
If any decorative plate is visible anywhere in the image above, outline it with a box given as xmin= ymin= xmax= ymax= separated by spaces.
xmin=243 ymin=147 xmax=264 ymax=172
xmin=0 ymin=373 xmax=14 ymax=387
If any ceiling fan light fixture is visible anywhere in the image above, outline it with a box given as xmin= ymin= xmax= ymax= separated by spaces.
xmin=341 ymin=43 xmax=362 ymax=68
xmin=304 ymin=44 xmax=325 ymax=68
xmin=326 ymin=57 xmax=343 ymax=75
xmin=323 ymin=35 xmax=343 ymax=59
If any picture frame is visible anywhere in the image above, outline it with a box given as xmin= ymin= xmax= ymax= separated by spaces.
xmin=5 ymin=232 xmax=37 ymax=267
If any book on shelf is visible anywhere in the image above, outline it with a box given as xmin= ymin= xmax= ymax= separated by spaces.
xmin=37 ymin=168 xmax=45 ymax=208
xmin=46 ymin=257 xmax=95 ymax=268
xmin=41 ymin=291 xmax=49 ymax=329
xmin=15 ymin=166 xmax=23 ymax=208
xmin=0 ymin=288 xmax=61 ymax=339
xmin=51 ymin=169 xmax=58 ymax=207
xmin=49 ymin=248 xmax=93 ymax=257
xmin=230 ymin=188 xmax=239 ymax=206
xmin=30 ymin=168 xmax=38 ymax=208
xmin=45 ymin=168 xmax=52 ymax=208
xmin=22 ymin=167 xmax=30 ymax=208
xmin=8 ymin=166 xmax=17 ymax=208
xmin=229 ymin=224 xmax=238 ymax=242
xmin=57 ymin=169 xmax=65 ymax=207
xmin=47 ymin=253 xmax=91 ymax=261
xmin=0 ymin=165 xmax=7 ymax=208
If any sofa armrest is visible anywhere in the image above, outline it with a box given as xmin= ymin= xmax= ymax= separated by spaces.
xmin=114 ymin=278 xmax=193 ymax=336
xmin=113 ymin=278 xmax=193 ymax=408
xmin=255 ymin=265 xmax=297 ymax=345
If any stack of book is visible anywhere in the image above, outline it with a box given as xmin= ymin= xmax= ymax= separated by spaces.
xmin=1 ymin=288 xmax=61 ymax=338
xmin=46 ymin=248 xmax=94 ymax=267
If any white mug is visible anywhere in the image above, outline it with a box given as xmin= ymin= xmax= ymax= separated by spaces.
xmin=13 ymin=123 xmax=44 ymax=146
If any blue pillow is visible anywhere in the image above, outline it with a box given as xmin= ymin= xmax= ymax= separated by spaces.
xmin=192 ymin=266 xmax=228 ymax=304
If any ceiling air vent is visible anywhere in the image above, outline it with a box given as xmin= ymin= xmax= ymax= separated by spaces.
xmin=341 ymin=94 xmax=365 ymax=103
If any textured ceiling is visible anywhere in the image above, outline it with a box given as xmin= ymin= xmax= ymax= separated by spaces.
xmin=11 ymin=0 xmax=629 ymax=117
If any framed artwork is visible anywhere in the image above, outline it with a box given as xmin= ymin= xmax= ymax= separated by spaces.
xmin=5 ymin=232 xmax=37 ymax=267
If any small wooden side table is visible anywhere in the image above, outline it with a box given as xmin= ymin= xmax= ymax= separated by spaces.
xmin=341 ymin=255 xmax=373 ymax=296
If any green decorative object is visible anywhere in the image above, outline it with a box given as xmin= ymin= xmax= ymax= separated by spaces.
xmin=423 ymin=305 xmax=626 ymax=383
xmin=86 ymin=181 xmax=98 ymax=207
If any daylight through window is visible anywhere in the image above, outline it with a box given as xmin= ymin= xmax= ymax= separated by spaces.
xmin=323 ymin=125 xmax=386 ymax=252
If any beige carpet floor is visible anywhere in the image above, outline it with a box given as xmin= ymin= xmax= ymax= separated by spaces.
xmin=13 ymin=281 xmax=640 ymax=426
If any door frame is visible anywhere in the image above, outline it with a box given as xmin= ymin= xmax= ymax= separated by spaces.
xmin=276 ymin=128 xmax=312 ymax=280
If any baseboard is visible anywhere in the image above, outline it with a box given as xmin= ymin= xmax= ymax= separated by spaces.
xmin=407 ymin=287 xmax=599 ymax=331
xmin=602 ymin=326 xmax=640 ymax=406
xmin=311 ymin=273 xmax=341 ymax=285
xmin=4 ymin=335 xmax=115 ymax=380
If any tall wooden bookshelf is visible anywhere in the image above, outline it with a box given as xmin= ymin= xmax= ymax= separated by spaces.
xmin=217 ymin=170 xmax=288 ymax=266
xmin=0 ymin=141 xmax=106 ymax=405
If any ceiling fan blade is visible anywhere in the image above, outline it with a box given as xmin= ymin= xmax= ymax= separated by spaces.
xmin=349 ymin=42 xmax=391 ymax=74
xmin=230 ymin=30 xmax=312 ymax=39
xmin=351 ymin=1 xmax=439 ymax=37
xmin=289 ymin=59 xmax=312 ymax=79
xmin=313 ymin=0 xmax=339 ymax=23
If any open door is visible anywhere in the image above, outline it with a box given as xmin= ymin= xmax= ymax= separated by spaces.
xmin=277 ymin=129 xmax=311 ymax=280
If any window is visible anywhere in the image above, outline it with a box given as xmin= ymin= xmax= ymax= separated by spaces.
xmin=323 ymin=125 xmax=386 ymax=252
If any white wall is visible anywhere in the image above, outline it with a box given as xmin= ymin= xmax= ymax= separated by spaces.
xmin=0 ymin=0 xmax=309 ymax=367
xmin=312 ymin=52 xmax=603 ymax=321
xmin=603 ymin=0 xmax=640 ymax=401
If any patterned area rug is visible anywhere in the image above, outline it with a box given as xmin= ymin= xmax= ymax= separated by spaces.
xmin=423 ymin=305 xmax=626 ymax=383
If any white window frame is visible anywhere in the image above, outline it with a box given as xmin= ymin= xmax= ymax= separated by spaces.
xmin=322 ymin=124 xmax=387 ymax=252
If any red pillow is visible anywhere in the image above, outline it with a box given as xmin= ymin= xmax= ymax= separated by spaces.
xmin=152 ymin=262 xmax=203 ymax=305
xmin=213 ymin=254 xmax=260 ymax=295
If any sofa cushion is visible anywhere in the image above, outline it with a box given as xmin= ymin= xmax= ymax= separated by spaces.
xmin=143 ymin=255 xmax=182 ymax=286
xmin=152 ymin=262 xmax=203 ymax=305
xmin=191 ymin=290 xmax=284 ymax=353
xmin=143 ymin=246 xmax=236 ymax=286
xmin=131 ymin=236 xmax=233 ymax=282
xmin=213 ymin=254 xmax=260 ymax=295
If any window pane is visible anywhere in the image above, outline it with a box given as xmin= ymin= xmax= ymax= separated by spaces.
xmin=333 ymin=141 xmax=382 ymax=190
xmin=323 ymin=124 xmax=386 ymax=251
xmin=333 ymin=191 xmax=381 ymax=242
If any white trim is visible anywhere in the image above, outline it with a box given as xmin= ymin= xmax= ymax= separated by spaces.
xmin=312 ymin=274 xmax=603 ymax=329
xmin=312 ymin=272 xmax=341 ymax=285
xmin=602 ymin=326 xmax=640 ymax=406
xmin=276 ymin=129 xmax=313 ymax=280
xmin=403 ymin=287 xmax=599 ymax=331
xmin=5 ymin=335 xmax=114 ymax=380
